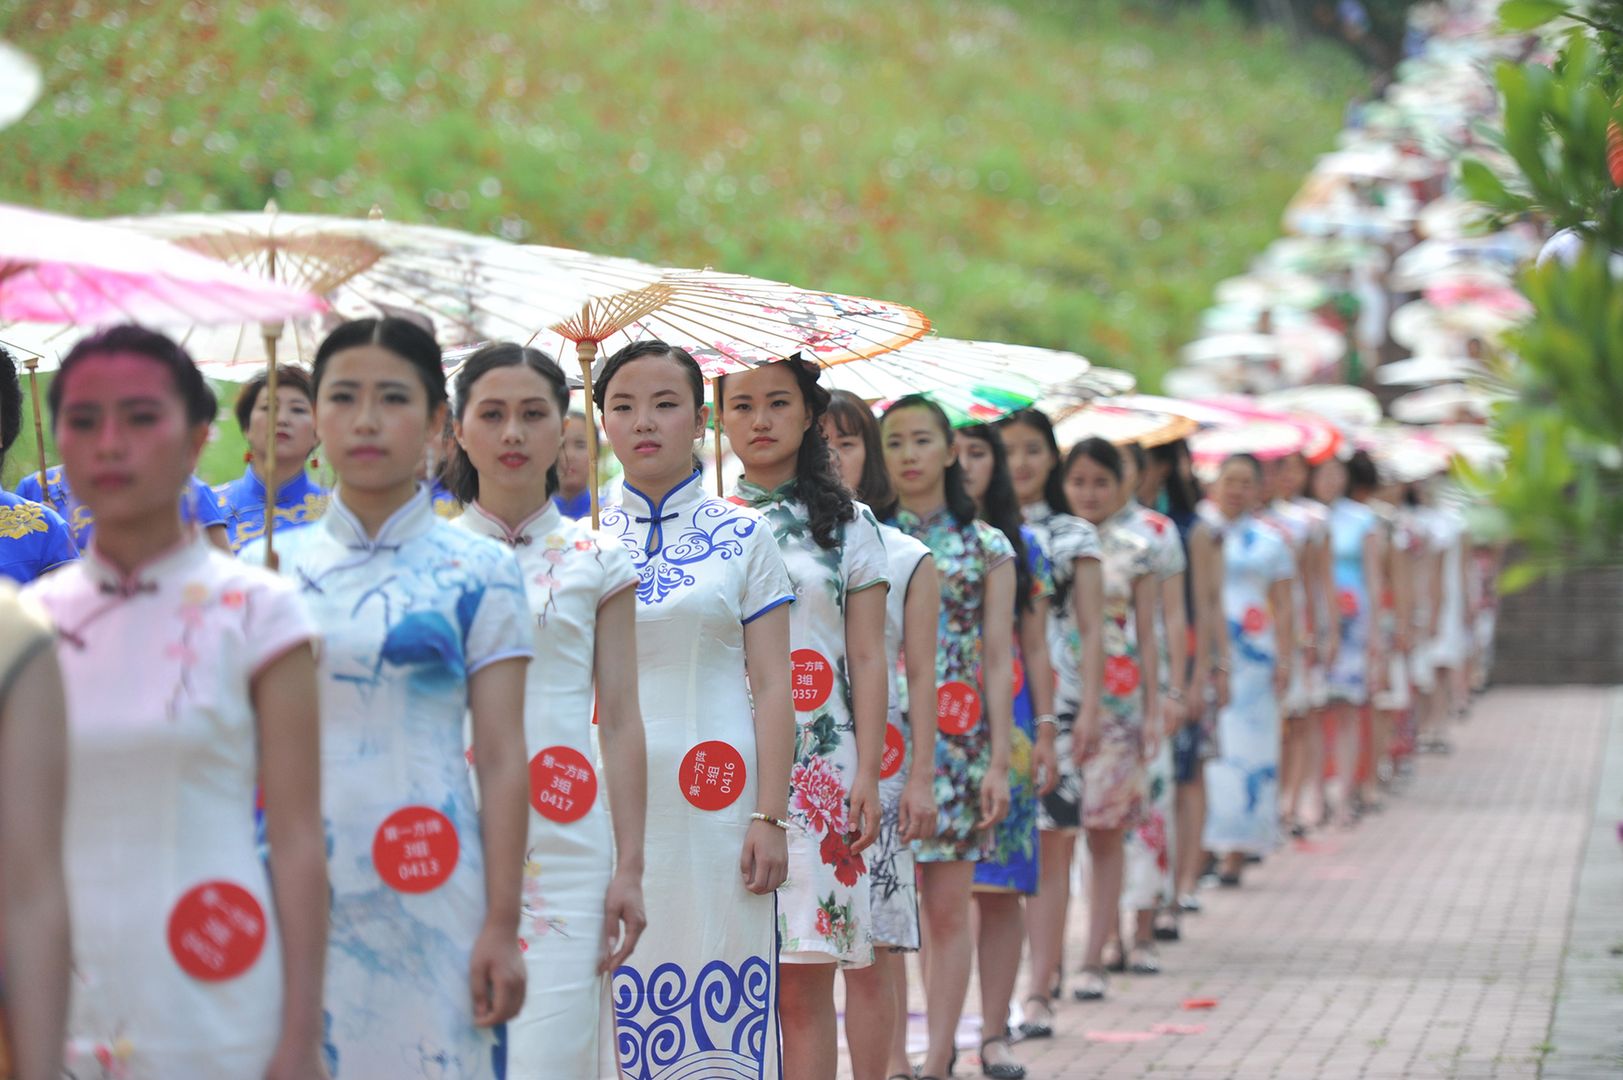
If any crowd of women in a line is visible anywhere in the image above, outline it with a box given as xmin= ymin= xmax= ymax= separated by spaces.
xmin=0 ymin=315 xmax=1493 ymax=1080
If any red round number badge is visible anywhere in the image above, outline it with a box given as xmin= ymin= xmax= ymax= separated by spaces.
xmin=678 ymin=740 xmax=747 ymax=811
xmin=167 ymin=881 xmax=267 ymax=981
xmin=880 ymin=723 xmax=906 ymax=779
xmin=791 ymin=649 xmax=835 ymax=712
xmin=529 ymin=745 xmax=598 ymax=824
xmin=937 ymin=681 xmax=982 ymax=735
xmin=373 ymin=806 xmax=459 ymax=893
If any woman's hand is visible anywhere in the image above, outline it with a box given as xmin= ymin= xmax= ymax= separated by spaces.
xmin=1161 ymin=693 xmax=1186 ymax=738
xmin=976 ymin=766 xmax=1011 ymax=829
xmin=1033 ymin=726 xmax=1060 ymax=797
xmin=739 ymin=819 xmax=788 ymax=895
xmin=1070 ymin=709 xmax=1103 ymax=766
xmin=847 ymin=776 xmax=882 ymax=855
xmin=598 ymin=868 xmax=647 ymax=974
xmin=1273 ymin=658 xmax=1292 ymax=701
xmin=264 ymin=1039 xmax=329 ymax=1080
xmin=899 ymin=770 xmax=937 ymax=842
xmin=469 ymin=921 xmax=526 ymax=1027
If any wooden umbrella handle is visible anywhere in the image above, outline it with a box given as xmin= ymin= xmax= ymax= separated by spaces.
xmin=576 ymin=338 xmax=602 ymax=529
xmin=22 ymin=356 xmax=49 ymax=505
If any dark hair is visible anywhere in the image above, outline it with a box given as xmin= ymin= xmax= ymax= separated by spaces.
xmin=1347 ymin=449 xmax=1380 ymax=496
xmin=592 ymin=339 xmax=704 ymax=411
xmin=1123 ymin=440 xmax=1148 ymax=475
xmin=1065 ymin=436 xmax=1124 ymax=483
xmin=445 ymin=343 xmax=571 ymax=504
xmin=48 ymin=324 xmax=217 ymax=429
xmin=1221 ymin=452 xmax=1264 ymax=481
xmin=312 ymin=317 xmax=446 ymax=412
xmin=1147 ymin=438 xmax=1201 ymax=519
xmin=233 ymin=364 xmax=316 ymax=433
xmin=997 ymin=408 xmax=1069 ymax=516
xmin=879 ymin=394 xmax=977 ymax=527
xmin=0 ymin=345 xmax=19 ymax=460
xmin=825 ymin=389 xmax=894 ymax=515
xmin=959 ymin=424 xmax=1033 ymax=615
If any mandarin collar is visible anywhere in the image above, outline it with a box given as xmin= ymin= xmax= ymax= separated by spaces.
xmin=83 ymin=528 xmax=210 ymax=597
xmin=619 ymin=469 xmax=706 ymax=555
xmin=895 ymin=504 xmax=950 ymax=531
xmin=733 ymin=476 xmax=797 ymax=508
xmin=239 ymin=466 xmax=320 ymax=505
xmin=459 ymin=499 xmax=560 ymax=548
xmin=1023 ymin=499 xmax=1052 ymax=523
xmin=320 ymin=484 xmax=436 ymax=551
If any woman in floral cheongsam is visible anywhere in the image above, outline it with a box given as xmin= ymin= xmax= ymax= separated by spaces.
xmin=957 ymin=422 xmax=1059 ymax=1079
xmin=1062 ymin=438 xmax=1160 ymax=1003
xmin=722 ymin=359 xmax=888 ymax=1080
xmin=881 ymin=395 xmax=1014 ymax=1080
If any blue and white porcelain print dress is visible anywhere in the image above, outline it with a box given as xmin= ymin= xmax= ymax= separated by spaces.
xmin=27 ymin=532 xmax=314 ymax=1079
xmin=454 ymin=500 xmax=639 ymax=1080
xmin=1327 ymin=497 xmax=1380 ymax=705
xmin=1203 ymin=513 xmax=1293 ymax=857
xmin=600 ymin=470 xmax=794 ymax=1080
xmin=250 ymin=486 xmax=533 ymax=1080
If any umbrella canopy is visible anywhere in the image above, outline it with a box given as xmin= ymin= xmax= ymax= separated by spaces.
xmin=1200 ymin=396 xmax=1344 ymax=465
xmin=1188 ymin=415 xmax=1312 ymax=479
xmin=1259 ymin=385 xmax=1383 ymax=431
xmin=1373 ymin=354 xmax=1484 ymax=387
xmin=821 ymin=336 xmax=1090 ymax=409
xmin=0 ymin=40 xmax=40 ymax=130
xmin=1389 ymin=383 xmax=1501 ymax=425
xmin=1213 ymin=272 xmax=1329 ymax=312
xmin=0 ymin=204 xmax=327 ymax=331
xmin=90 ymin=208 xmax=600 ymax=372
xmin=1388 ymin=297 xmax=1524 ymax=352
xmin=1051 ymin=404 xmax=1198 ymax=451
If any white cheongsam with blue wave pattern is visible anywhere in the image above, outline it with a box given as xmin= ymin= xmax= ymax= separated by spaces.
xmin=248 ymin=485 xmax=532 ymax=1080
xmin=599 ymin=470 xmax=794 ymax=1080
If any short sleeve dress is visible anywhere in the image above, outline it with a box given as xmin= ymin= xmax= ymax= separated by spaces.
xmin=27 ymin=533 xmax=314 ymax=1078
xmin=0 ymin=490 xmax=77 ymax=584
xmin=731 ymin=481 xmax=888 ymax=967
xmin=1120 ymin=502 xmax=1186 ymax=913
xmin=868 ymin=522 xmax=931 ymax=950
xmin=213 ymin=467 xmax=328 ymax=552
xmin=253 ymin=486 xmax=534 ymax=1079
xmin=600 ymin=470 xmax=794 ymax=1079
xmin=892 ymin=508 xmax=1015 ymax=863
xmin=1022 ymin=501 xmax=1102 ymax=834
xmin=1203 ymin=512 xmax=1294 ymax=857
xmin=452 ymin=500 xmax=639 ymax=1079
xmin=974 ymin=527 xmax=1053 ymax=895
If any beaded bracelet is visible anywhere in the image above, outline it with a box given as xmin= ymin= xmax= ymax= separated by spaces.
xmin=750 ymin=812 xmax=790 ymax=830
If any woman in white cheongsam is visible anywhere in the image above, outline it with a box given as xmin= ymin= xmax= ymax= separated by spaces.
xmin=254 ymin=317 xmax=533 ymax=1079
xmin=721 ymin=358 xmax=889 ymax=1080
xmin=28 ymin=325 xmax=327 ymax=1079
xmin=447 ymin=343 xmax=648 ymax=1079
xmin=823 ymin=389 xmax=940 ymax=1080
xmin=596 ymin=341 xmax=795 ymax=1080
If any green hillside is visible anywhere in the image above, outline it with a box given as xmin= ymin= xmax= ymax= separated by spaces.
xmin=0 ymin=0 xmax=1364 ymax=487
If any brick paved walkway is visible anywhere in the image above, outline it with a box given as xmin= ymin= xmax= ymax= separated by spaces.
xmin=838 ymin=686 xmax=1616 ymax=1079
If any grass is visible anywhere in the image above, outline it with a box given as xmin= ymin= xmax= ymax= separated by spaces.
xmin=0 ymin=0 xmax=1365 ymax=487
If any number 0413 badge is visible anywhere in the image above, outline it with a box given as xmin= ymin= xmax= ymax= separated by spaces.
xmin=373 ymin=806 xmax=459 ymax=893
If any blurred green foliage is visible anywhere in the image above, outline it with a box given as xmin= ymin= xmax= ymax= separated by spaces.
xmin=1459 ymin=4 xmax=1623 ymax=585
xmin=0 ymin=0 xmax=1364 ymax=485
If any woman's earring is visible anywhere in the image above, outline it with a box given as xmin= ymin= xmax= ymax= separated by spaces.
xmin=243 ymin=450 xmax=253 ymax=464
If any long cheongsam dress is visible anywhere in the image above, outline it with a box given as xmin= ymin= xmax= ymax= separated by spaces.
xmin=28 ymin=533 xmax=314 ymax=1078
xmin=251 ymin=487 xmax=534 ymax=1080
xmin=1202 ymin=512 xmax=1294 ymax=857
xmin=974 ymin=527 xmax=1053 ymax=895
xmin=1120 ymin=502 xmax=1185 ymax=912
xmin=1327 ymin=497 xmax=1380 ymax=706
xmin=453 ymin=500 xmax=639 ymax=1079
xmin=868 ymin=522 xmax=931 ymax=950
xmin=600 ymin=470 xmax=794 ymax=1080
xmin=1022 ymin=502 xmax=1101 ymax=833
xmin=732 ymin=481 xmax=888 ymax=967
xmin=893 ymin=508 xmax=1015 ymax=863
xmin=1079 ymin=516 xmax=1154 ymax=832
